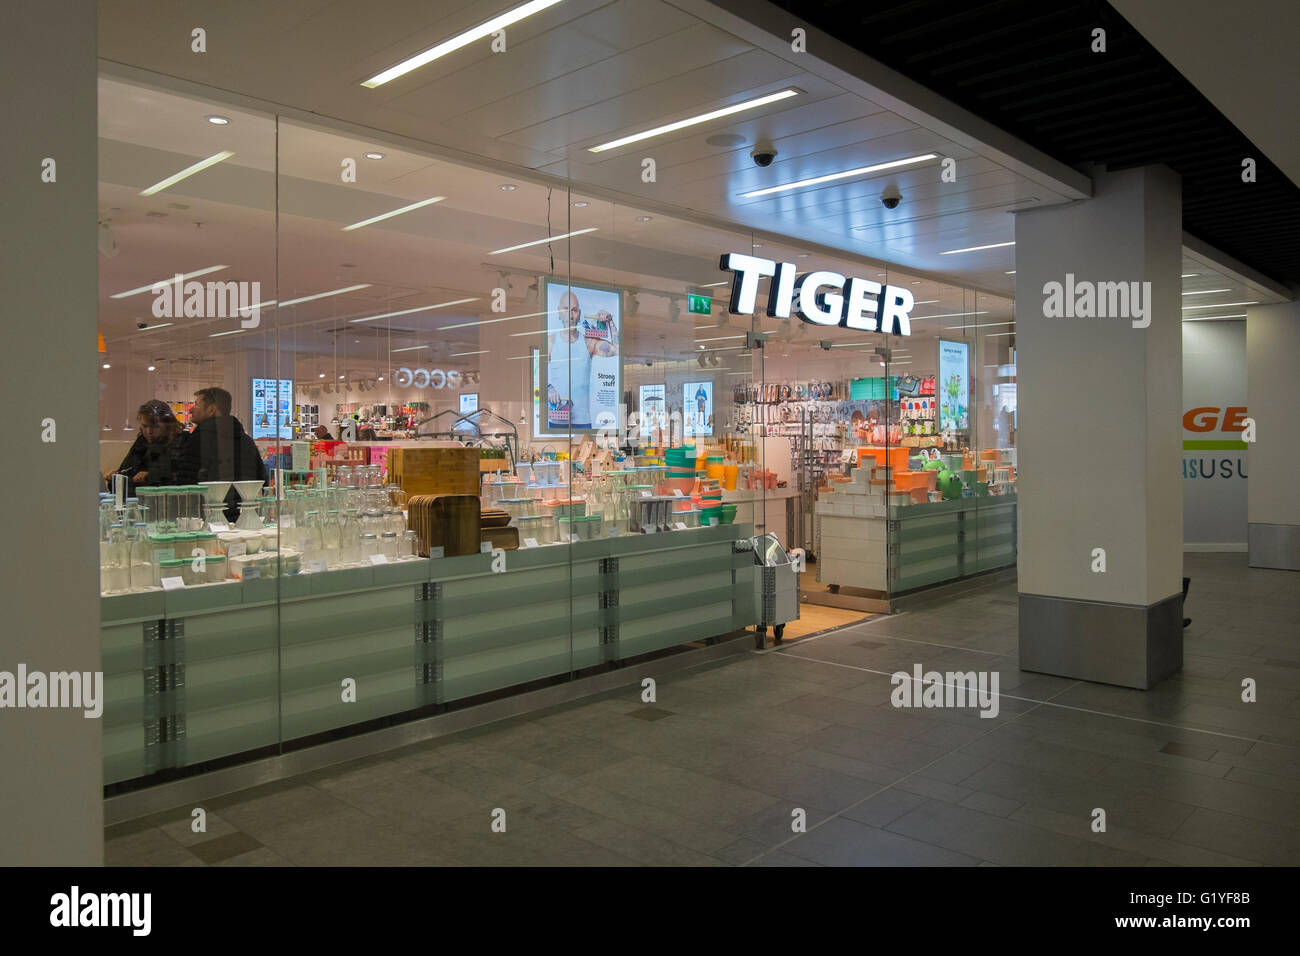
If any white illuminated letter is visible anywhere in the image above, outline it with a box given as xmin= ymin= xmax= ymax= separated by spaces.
xmin=843 ymin=276 xmax=883 ymax=331
xmin=767 ymin=261 xmax=797 ymax=318
xmin=794 ymin=271 xmax=846 ymax=326
xmin=720 ymin=252 xmax=776 ymax=314
xmin=878 ymin=284 xmax=914 ymax=336
xmin=412 ymin=368 xmax=430 ymax=388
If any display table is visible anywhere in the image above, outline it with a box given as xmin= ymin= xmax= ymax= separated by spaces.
xmin=100 ymin=524 xmax=758 ymax=787
xmin=815 ymin=494 xmax=1017 ymax=597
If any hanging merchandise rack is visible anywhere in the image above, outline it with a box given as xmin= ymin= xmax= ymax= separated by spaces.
xmin=415 ymin=408 xmax=520 ymax=472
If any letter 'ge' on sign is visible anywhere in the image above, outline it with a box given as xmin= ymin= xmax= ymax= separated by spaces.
xmin=719 ymin=252 xmax=914 ymax=335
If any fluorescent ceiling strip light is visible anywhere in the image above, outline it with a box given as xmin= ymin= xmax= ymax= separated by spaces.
xmin=278 ymin=284 xmax=371 ymax=308
xmin=111 ymin=265 xmax=228 ymax=299
xmin=450 ymin=350 xmax=488 ymax=357
xmin=590 ymin=89 xmax=798 ymax=153
xmin=361 ymin=0 xmax=563 ymax=87
xmin=489 ymin=228 xmax=598 ymax=255
xmin=209 ymin=329 xmax=244 ymax=338
xmin=444 ymin=310 xmax=548 ymax=331
xmin=136 ymin=322 xmax=174 ymax=331
xmin=390 ymin=345 xmax=428 ymax=353
xmin=506 ymin=354 xmax=534 ymax=361
xmin=911 ymin=310 xmax=990 ymax=320
xmin=342 ymin=197 xmax=444 ymax=231
xmin=1182 ymin=301 xmax=1258 ymax=310
xmin=942 ymin=321 xmax=1016 ymax=330
xmin=140 ymin=151 xmax=234 ymax=197
xmin=1005 ymin=270 xmax=1017 ymax=275
xmin=913 ymin=299 xmax=939 ymax=305
xmin=699 ymin=281 xmax=730 ymax=288
xmin=699 ymin=345 xmax=744 ymax=352
xmin=350 ymin=298 xmax=479 ymax=323
xmin=746 ymin=153 xmax=937 ymax=199
xmin=1181 ymin=273 xmax=1198 ymax=278
xmin=694 ymin=334 xmax=747 ymax=343
xmin=983 ymin=332 xmax=1017 ymax=337
xmin=1181 ymin=288 xmax=1230 ymax=296
xmin=938 ymin=241 xmax=1015 ymax=255
xmin=1182 ymin=313 xmax=1247 ymax=321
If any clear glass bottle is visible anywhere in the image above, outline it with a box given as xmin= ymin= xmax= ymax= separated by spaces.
xmin=304 ymin=510 xmax=325 ymax=560
xmin=103 ymin=524 xmax=131 ymax=593
xmin=129 ymin=522 xmax=153 ymax=589
xmin=402 ymin=529 xmax=419 ymax=558
xmin=339 ymin=509 xmax=361 ymax=565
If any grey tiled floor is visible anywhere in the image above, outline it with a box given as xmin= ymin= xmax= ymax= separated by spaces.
xmin=106 ymin=553 xmax=1300 ymax=866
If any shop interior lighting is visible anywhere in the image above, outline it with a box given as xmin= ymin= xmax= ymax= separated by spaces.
xmin=140 ymin=151 xmax=234 ymax=196
xmin=364 ymin=152 xmax=384 ymax=160
xmin=135 ymin=322 xmax=174 ymax=332
xmin=101 ymin=363 xmax=111 ymax=369
xmin=1182 ymin=313 xmax=1248 ymax=322
xmin=350 ymin=298 xmax=479 ymax=323
xmin=146 ymin=365 xmax=156 ymax=371
xmin=698 ymin=281 xmax=729 ymax=288
xmin=1181 ymin=273 xmax=1198 ymax=278
xmin=589 ymin=89 xmax=798 ymax=153
xmin=1182 ymin=301 xmax=1258 ymax=310
xmin=1005 ymin=270 xmax=1017 ymax=274
xmin=450 ymin=350 xmax=489 ymax=357
xmin=390 ymin=345 xmax=429 ymax=353
xmin=1181 ymin=288 xmax=1230 ymax=296
xmin=342 ymin=197 xmax=443 ymax=231
xmin=209 ymin=329 xmax=244 ymax=338
xmin=910 ymin=310 xmax=990 ymax=320
xmin=983 ymin=332 xmax=1017 ymax=337
xmin=111 ymin=264 xmax=228 ymax=299
xmin=509 ymin=327 xmax=551 ymax=337
xmin=943 ymin=321 xmax=1015 ymax=330
xmin=938 ymin=241 xmax=1015 ymax=255
xmin=362 ymin=0 xmax=564 ymax=88
xmin=743 ymin=152 xmax=936 ymax=199
xmin=278 ymin=284 xmax=371 ymax=308
xmin=205 ymin=115 xmax=230 ymax=125
xmin=694 ymin=334 xmax=747 ymax=343
xmin=489 ymin=228 xmax=597 ymax=255
xmin=442 ymin=309 xmax=547 ymax=331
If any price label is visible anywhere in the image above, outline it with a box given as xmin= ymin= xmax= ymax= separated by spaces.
xmin=208 ymin=521 xmax=229 ymax=533
xmin=227 ymin=541 xmax=247 ymax=558
xmin=160 ymin=576 xmax=185 ymax=591
xmin=639 ymin=490 xmax=650 ymax=498
xmin=479 ymin=542 xmax=492 ymax=554
xmin=674 ymin=522 xmax=687 ymax=531
xmin=308 ymin=559 xmax=328 ymax=573
xmin=243 ymin=565 xmax=261 ymax=581
xmin=672 ymin=489 xmax=683 ymax=497
xmin=428 ymin=546 xmax=445 ymax=559
xmin=523 ymin=537 xmax=539 ymax=549
xmin=569 ymin=533 xmax=580 ymax=543
xmin=369 ymin=554 xmax=389 ymax=566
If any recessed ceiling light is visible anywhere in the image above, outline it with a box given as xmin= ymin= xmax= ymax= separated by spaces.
xmin=377 ymin=376 xmax=384 ymax=381
xmin=1182 ymin=301 xmax=1258 ymax=310
xmin=753 ymin=244 xmax=763 ymax=249
xmin=572 ymin=201 xmax=589 ymax=207
xmin=350 ymin=298 xmax=479 ymax=323
xmin=1181 ymin=288 xmax=1231 ymax=296
xmin=450 ymin=350 xmax=489 ymax=357
xmin=499 ymin=184 xmax=517 ymax=191
xmin=390 ymin=345 xmax=430 ymax=353
xmin=1181 ymin=314 xmax=1248 ymax=321
xmin=1181 ymin=273 xmax=1198 ymax=278
xmin=744 ymin=153 xmax=938 ymax=198
xmin=101 ymin=363 xmax=111 ymax=369
xmin=140 ymin=151 xmax=234 ymax=197
xmin=342 ymin=196 xmax=443 ymax=231
xmin=589 ymin=88 xmax=799 ymax=153
xmin=205 ymin=115 xmax=230 ymax=125
xmin=443 ymin=310 xmax=548 ymax=331
xmin=364 ymin=152 xmax=384 ymax=160
xmin=1005 ymin=270 xmax=1016 ymax=275
xmin=911 ymin=280 xmax=921 ymax=285
xmin=699 ymin=281 xmax=729 ymax=287
xmin=636 ymin=216 xmax=652 ymax=222
xmin=278 ymin=284 xmax=371 ymax=308
xmin=489 ymin=228 xmax=598 ymax=255
xmin=209 ymin=329 xmax=244 ymax=338
xmin=938 ymin=241 xmax=1016 ymax=255
xmin=110 ymin=264 xmax=228 ymax=299
xmin=796 ymin=253 xmax=809 ymax=259
xmin=362 ymin=0 xmax=564 ymax=87
xmin=339 ymin=375 xmax=346 ymax=380
xmin=147 ymin=365 xmax=156 ymax=371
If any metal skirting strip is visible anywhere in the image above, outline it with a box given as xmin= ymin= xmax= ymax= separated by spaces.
xmin=1248 ymin=523 xmax=1300 ymax=571
xmin=103 ymin=631 xmax=751 ymax=825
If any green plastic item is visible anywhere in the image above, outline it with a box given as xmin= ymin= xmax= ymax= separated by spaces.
xmin=937 ymin=471 xmax=964 ymax=500
xmin=923 ymin=460 xmax=944 ymax=471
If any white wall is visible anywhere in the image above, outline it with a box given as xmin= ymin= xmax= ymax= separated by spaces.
xmin=1247 ymin=301 xmax=1300 ymax=527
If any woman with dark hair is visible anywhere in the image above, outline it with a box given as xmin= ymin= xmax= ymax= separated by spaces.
xmin=105 ymin=399 xmax=187 ymax=493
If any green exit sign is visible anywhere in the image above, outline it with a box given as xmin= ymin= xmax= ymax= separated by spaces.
xmin=687 ymin=294 xmax=712 ymax=315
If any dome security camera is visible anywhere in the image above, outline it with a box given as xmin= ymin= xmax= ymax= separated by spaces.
xmin=881 ymin=184 xmax=902 ymax=209
xmin=750 ymin=142 xmax=778 ymax=168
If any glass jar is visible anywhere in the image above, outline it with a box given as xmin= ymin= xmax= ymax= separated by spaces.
xmin=129 ymin=522 xmax=154 ymax=589
xmin=402 ymin=529 xmax=419 ymax=558
xmin=381 ymin=531 xmax=399 ymax=559
xmin=102 ymin=524 xmax=130 ymax=593
xmin=339 ymin=509 xmax=361 ymax=565
xmin=359 ymin=532 xmax=378 ymax=559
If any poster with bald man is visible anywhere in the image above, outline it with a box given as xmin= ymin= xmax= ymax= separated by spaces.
xmin=543 ymin=280 xmax=622 ymax=433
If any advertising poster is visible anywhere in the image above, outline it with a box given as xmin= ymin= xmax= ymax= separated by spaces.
xmin=252 ymin=378 xmax=293 ymax=440
xmin=684 ymin=380 xmax=714 ymax=438
xmin=937 ymin=340 xmax=969 ymax=432
xmin=542 ymin=279 xmax=621 ymax=433
xmin=638 ymin=383 xmax=666 ymax=437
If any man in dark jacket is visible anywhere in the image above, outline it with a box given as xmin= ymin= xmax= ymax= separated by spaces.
xmin=177 ymin=387 xmax=268 ymax=520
